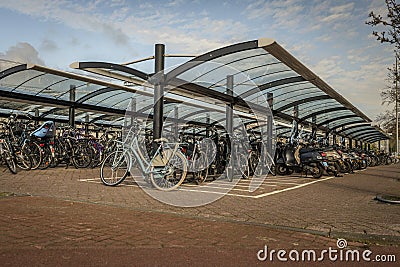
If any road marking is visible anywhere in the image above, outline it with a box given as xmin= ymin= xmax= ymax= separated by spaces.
xmin=252 ymin=176 xmax=335 ymax=198
xmin=78 ymin=175 xmax=336 ymax=199
xmin=182 ymin=183 xmax=276 ymax=192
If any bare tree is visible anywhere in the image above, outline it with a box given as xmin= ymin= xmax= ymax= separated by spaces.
xmin=366 ymin=0 xmax=399 ymax=151
xmin=366 ymin=0 xmax=400 ymax=50
xmin=381 ymin=58 xmax=400 ymax=105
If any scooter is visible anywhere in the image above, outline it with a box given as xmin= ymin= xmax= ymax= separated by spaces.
xmin=275 ymin=139 xmax=325 ymax=179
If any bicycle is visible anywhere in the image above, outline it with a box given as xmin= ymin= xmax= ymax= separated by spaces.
xmin=248 ymin=137 xmax=276 ymax=177
xmin=223 ymin=133 xmax=250 ymax=182
xmin=0 ymin=123 xmax=17 ymax=174
xmin=180 ymin=135 xmax=210 ymax=185
xmin=100 ymin=124 xmax=188 ymax=191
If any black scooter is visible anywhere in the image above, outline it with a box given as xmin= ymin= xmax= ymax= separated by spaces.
xmin=275 ymin=140 xmax=325 ymax=178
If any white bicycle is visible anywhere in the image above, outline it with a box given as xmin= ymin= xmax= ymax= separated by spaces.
xmin=100 ymin=125 xmax=187 ymax=191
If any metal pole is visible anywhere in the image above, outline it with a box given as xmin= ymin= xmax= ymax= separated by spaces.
xmin=130 ymin=97 xmax=137 ymax=127
xmin=69 ymin=85 xmax=76 ymax=127
xmin=174 ymin=106 xmax=179 ymax=138
xmin=267 ymin=93 xmax=273 ymax=154
xmin=395 ymin=53 xmax=398 ymax=156
xmin=226 ymin=75 xmax=234 ymax=181
xmin=85 ymin=114 xmax=89 ymax=134
xmin=153 ymin=44 xmax=165 ymax=144
xmin=206 ymin=114 xmax=210 ymax=138
xmin=34 ymin=108 xmax=39 ymax=125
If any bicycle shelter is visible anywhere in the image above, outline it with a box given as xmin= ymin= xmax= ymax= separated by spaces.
xmin=0 ymin=38 xmax=390 ymax=148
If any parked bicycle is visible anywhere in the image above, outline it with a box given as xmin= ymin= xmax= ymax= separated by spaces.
xmin=100 ymin=123 xmax=188 ymax=191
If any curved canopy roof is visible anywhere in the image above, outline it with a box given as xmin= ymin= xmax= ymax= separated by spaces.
xmin=0 ymin=38 xmax=389 ymax=142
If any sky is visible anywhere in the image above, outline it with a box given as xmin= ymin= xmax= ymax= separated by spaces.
xmin=0 ymin=0 xmax=396 ymax=123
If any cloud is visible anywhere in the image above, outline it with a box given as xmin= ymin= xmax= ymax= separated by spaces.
xmin=0 ymin=42 xmax=45 ymax=65
xmin=329 ymin=2 xmax=354 ymax=14
xmin=0 ymin=0 xmax=131 ymax=47
xmin=0 ymin=0 xmax=249 ymax=54
xmin=309 ymin=53 xmax=390 ymax=119
xmin=244 ymin=0 xmax=305 ymax=30
xmin=40 ymin=39 xmax=58 ymax=52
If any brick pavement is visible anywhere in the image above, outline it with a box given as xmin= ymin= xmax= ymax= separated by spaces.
xmin=0 ymin=163 xmax=399 ymax=266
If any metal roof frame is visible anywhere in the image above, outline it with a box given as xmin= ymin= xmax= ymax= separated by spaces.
xmin=1 ymin=38 xmax=390 ymax=142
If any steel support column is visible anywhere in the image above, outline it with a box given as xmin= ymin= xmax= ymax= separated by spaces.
xmin=311 ymin=115 xmax=317 ymax=140
xmin=85 ymin=114 xmax=89 ymax=134
xmin=130 ymin=97 xmax=137 ymax=127
xmin=267 ymin=92 xmax=273 ymax=153
xmin=174 ymin=106 xmax=179 ymax=138
xmin=34 ymin=108 xmax=39 ymax=125
xmin=395 ymin=54 xmax=399 ymax=156
xmin=69 ymin=85 xmax=76 ymax=127
xmin=292 ymin=105 xmax=299 ymax=141
xmin=226 ymin=75 xmax=234 ymax=181
xmin=153 ymin=44 xmax=165 ymax=143
xmin=293 ymin=105 xmax=298 ymax=119
xmin=206 ymin=114 xmax=210 ymax=138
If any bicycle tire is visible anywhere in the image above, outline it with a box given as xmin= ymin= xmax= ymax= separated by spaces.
xmin=249 ymin=151 xmax=260 ymax=176
xmin=150 ymin=149 xmax=187 ymax=191
xmin=72 ymin=142 xmax=93 ymax=168
xmin=50 ymin=140 xmax=62 ymax=168
xmin=15 ymin=150 xmax=32 ymax=170
xmin=193 ymin=151 xmax=209 ymax=184
xmin=237 ymin=152 xmax=250 ymax=179
xmin=2 ymin=142 xmax=17 ymax=174
xmin=265 ymin=152 xmax=276 ymax=176
xmin=22 ymin=142 xmax=42 ymax=170
xmin=100 ymin=150 xmax=129 ymax=186
xmin=39 ymin=146 xmax=53 ymax=170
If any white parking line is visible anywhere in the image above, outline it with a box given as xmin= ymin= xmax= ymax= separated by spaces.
xmin=182 ymin=183 xmax=277 ymax=192
xmin=252 ymin=176 xmax=335 ymax=198
xmin=78 ymin=175 xmax=336 ymax=199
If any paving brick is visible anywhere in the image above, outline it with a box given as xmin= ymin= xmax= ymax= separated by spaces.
xmin=0 ymin=164 xmax=399 ymax=266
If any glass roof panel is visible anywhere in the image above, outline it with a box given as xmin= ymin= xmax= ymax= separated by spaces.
xmin=0 ymin=70 xmax=44 ymax=93
xmin=274 ymin=91 xmax=326 ymax=111
xmin=13 ymin=73 xmax=67 ymax=97
xmin=327 ymin=117 xmax=365 ymax=129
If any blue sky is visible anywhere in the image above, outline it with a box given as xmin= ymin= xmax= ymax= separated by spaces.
xmin=0 ymin=0 xmax=396 ymax=122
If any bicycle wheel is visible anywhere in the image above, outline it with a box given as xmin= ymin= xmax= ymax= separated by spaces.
xmin=15 ymin=149 xmax=32 ymax=170
xmin=265 ymin=152 xmax=276 ymax=176
xmin=100 ymin=150 xmax=129 ymax=186
xmin=39 ymin=146 xmax=53 ymax=170
xmin=193 ymin=151 xmax=209 ymax=184
xmin=1 ymin=142 xmax=17 ymax=174
xmin=249 ymin=152 xmax=261 ymax=176
xmin=72 ymin=142 xmax=93 ymax=168
xmin=22 ymin=142 xmax=42 ymax=170
xmin=237 ymin=152 xmax=250 ymax=179
xmin=150 ymin=149 xmax=187 ymax=191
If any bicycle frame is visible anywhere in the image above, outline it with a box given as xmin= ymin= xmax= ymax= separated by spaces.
xmin=117 ymin=126 xmax=183 ymax=177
